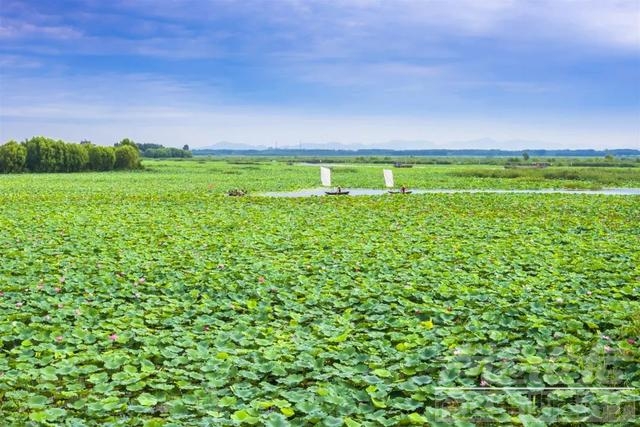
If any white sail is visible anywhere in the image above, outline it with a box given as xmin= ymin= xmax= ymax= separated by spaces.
xmin=320 ymin=167 xmax=331 ymax=187
xmin=383 ymin=169 xmax=394 ymax=188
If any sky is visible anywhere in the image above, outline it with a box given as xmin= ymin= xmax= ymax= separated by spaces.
xmin=1 ymin=0 xmax=639 ymax=150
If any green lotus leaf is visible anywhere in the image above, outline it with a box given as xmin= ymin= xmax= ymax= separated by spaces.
xmin=265 ymin=413 xmax=291 ymax=427
xmin=406 ymin=413 xmax=428 ymax=424
xmin=45 ymin=408 xmax=67 ymax=419
xmin=28 ymin=411 xmax=48 ymax=423
xmin=26 ymin=394 xmax=49 ymax=409
xmin=231 ymin=409 xmax=260 ymax=424
xmin=323 ymin=416 xmax=344 ymax=427
xmin=219 ymin=396 xmax=237 ymax=407
xmin=372 ymin=369 xmax=392 ymax=378
xmin=137 ymin=393 xmax=159 ymax=406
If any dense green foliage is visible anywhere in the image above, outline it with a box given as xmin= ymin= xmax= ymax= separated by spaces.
xmin=0 ymin=141 xmax=27 ymax=173
xmin=0 ymin=137 xmax=140 ymax=173
xmin=0 ymin=161 xmax=638 ymax=425
xmin=450 ymin=167 xmax=640 ymax=189
xmin=135 ymin=143 xmax=192 ymax=158
xmin=87 ymin=146 xmax=117 ymax=171
xmin=143 ymin=147 xmax=193 ymax=158
xmin=114 ymin=146 xmax=141 ymax=170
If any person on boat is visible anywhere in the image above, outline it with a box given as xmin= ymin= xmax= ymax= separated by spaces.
xmin=400 ymin=185 xmax=407 ymax=194
xmin=337 ymin=186 xmax=342 ymax=193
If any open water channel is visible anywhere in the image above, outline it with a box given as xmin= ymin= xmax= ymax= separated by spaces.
xmin=260 ymin=188 xmax=640 ymax=197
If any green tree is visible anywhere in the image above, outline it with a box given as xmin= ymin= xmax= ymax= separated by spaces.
xmin=50 ymin=140 xmax=67 ymax=172
xmin=114 ymin=145 xmax=140 ymax=169
xmin=182 ymin=144 xmax=190 ymax=151
xmin=87 ymin=145 xmax=116 ymax=171
xmin=65 ymin=143 xmax=89 ymax=172
xmin=115 ymin=138 xmax=140 ymax=152
xmin=0 ymin=141 xmax=27 ymax=173
xmin=24 ymin=136 xmax=50 ymax=172
xmin=522 ymin=151 xmax=530 ymax=161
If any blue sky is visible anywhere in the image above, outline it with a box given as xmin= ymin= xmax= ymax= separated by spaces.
xmin=1 ymin=0 xmax=639 ymax=149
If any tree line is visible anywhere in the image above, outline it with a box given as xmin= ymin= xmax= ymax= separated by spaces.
xmin=0 ymin=137 xmax=193 ymax=173
xmin=193 ymin=147 xmax=640 ymax=157
xmin=138 ymin=143 xmax=192 ymax=158
xmin=0 ymin=137 xmax=141 ymax=173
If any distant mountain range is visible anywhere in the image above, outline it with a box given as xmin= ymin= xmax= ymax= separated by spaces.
xmin=197 ymin=138 xmax=561 ymax=151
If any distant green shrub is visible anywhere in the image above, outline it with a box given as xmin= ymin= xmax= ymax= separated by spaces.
xmin=114 ymin=145 xmax=141 ymax=170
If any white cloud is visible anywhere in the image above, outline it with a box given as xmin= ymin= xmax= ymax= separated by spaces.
xmin=1 ymin=0 xmax=638 ymax=149
xmin=0 ymin=54 xmax=42 ymax=69
xmin=0 ymin=19 xmax=81 ymax=40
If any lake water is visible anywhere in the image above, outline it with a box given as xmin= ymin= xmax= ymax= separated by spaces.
xmin=260 ymin=188 xmax=640 ymax=197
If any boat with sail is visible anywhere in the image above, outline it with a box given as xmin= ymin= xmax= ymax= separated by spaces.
xmin=321 ymin=166 xmax=349 ymax=195
xmin=383 ymin=169 xmax=411 ymax=194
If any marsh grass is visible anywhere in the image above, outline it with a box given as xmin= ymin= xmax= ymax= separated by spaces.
xmin=450 ymin=167 xmax=640 ymax=188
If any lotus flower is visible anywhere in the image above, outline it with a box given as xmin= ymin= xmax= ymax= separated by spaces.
xmin=480 ymin=379 xmax=489 ymax=387
xmin=109 ymin=333 xmax=118 ymax=341
xmin=628 ymin=339 xmax=637 ymax=345
xmin=55 ymin=336 xmax=63 ymax=343
xmin=258 ymin=276 xmax=265 ymax=284
xmin=604 ymin=345 xmax=612 ymax=353
xmin=138 ymin=277 xmax=146 ymax=284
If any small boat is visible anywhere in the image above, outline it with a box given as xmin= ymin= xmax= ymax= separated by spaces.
xmin=383 ymin=169 xmax=411 ymax=194
xmin=321 ymin=167 xmax=349 ymax=196
xmin=325 ymin=189 xmax=350 ymax=196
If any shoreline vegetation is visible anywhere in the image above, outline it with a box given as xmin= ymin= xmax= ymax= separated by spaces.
xmin=1 ymin=138 xmax=638 ymax=189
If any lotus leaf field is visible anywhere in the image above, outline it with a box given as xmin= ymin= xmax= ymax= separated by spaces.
xmin=1 ymin=160 xmax=639 ymax=426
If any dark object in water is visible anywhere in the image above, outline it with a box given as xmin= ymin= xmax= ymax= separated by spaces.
xmin=326 ymin=186 xmax=349 ymax=196
xmin=389 ymin=185 xmax=411 ymax=194
xmin=228 ymin=189 xmax=247 ymax=196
